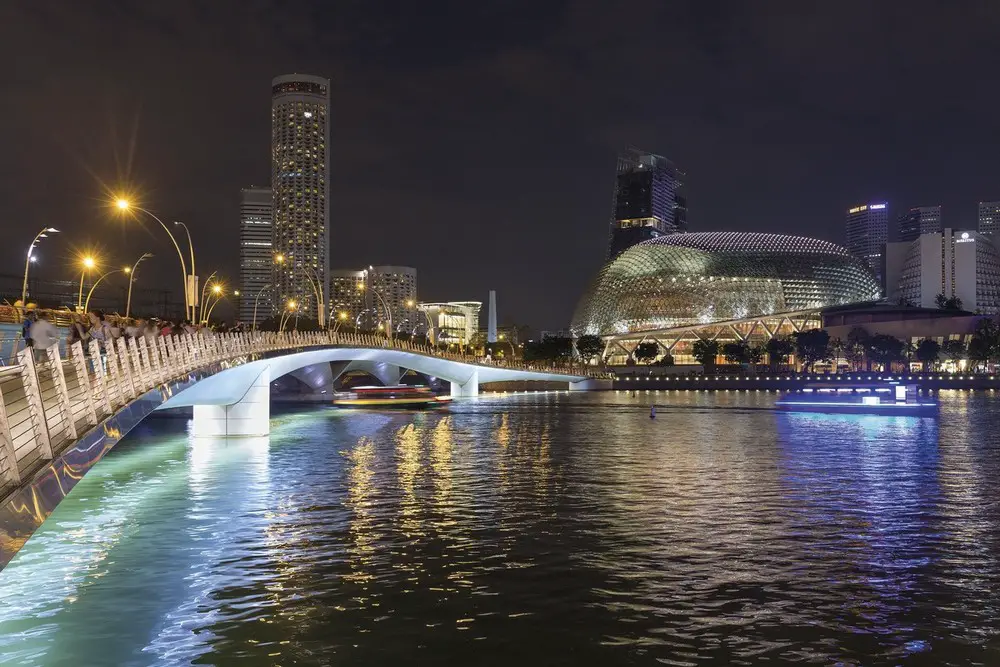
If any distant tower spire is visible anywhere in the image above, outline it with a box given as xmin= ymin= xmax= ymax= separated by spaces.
xmin=487 ymin=290 xmax=497 ymax=343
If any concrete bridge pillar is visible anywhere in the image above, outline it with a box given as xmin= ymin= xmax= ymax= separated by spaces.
xmin=192 ymin=367 xmax=271 ymax=437
xmin=450 ymin=371 xmax=479 ymax=398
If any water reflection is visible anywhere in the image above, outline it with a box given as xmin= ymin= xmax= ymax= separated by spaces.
xmin=1 ymin=393 xmax=1000 ymax=665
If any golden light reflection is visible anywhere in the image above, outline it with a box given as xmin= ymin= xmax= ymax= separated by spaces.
xmin=395 ymin=423 xmax=423 ymax=539
xmin=344 ymin=439 xmax=377 ymax=587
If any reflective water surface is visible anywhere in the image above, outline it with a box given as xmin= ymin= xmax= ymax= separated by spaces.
xmin=1 ymin=391 xmax=999 ymax=665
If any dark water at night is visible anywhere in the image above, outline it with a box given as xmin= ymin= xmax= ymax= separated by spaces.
xmin=1 ymin=390 xmax=999 ymax=665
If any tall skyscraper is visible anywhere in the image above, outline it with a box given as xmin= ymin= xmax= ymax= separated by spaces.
xmin=845 ymin=201 xmax=889 ymax=284
xmin=238 ymin=187 xmax=273 ymax=326
xmin=271 ymin=73 xmax=331 ymax=316
xmin=898 ymin=205 xmax=942 ymax=243
xmin=978 ymin=201 xmax=1000 ymax=236
xmin=607 ymin=148 xmax=686 ymax=259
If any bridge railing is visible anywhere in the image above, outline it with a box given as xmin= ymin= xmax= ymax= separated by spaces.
xmin=0 ymin=331 xmax=601 ymax=500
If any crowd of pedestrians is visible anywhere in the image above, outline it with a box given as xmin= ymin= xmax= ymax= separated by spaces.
xmin=20 ymin=309 xmax=247 ymax=359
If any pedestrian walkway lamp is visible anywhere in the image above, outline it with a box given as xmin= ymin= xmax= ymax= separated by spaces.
xmin=198 ymin=271 xmax=219 ymax=323
xmin=124 ymin=252 xmax=153 ymax=318
xmin=173 ymin=221 xmax=198 ymax=323
xmin=20 ymin=227 xmax=59 ymax=308
xmin=84 ymin=266 xmax=125 ymax=313
xmin=204 ymin=284 xmax=226 ymax=323
xmin=251 ymin=284 xmax=274 ymax=332
xmin=114 ymin=198 xmax=190 ymax=321
xmin=77 ymin=256 xmax=97 ymax=312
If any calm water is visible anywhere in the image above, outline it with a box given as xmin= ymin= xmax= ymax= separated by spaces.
xmin=1 ymin=391 xmax=999 ymax=666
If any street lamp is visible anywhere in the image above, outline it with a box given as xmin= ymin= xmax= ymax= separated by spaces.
xmin=114 ymin=198 xmax=190 ymax=321
xmin=77 ymin=255 xmax=97 ymax=312
xmin=124 ymin=252 xmax=153 ymax=318
xmin=203 ymin=283 xmax=226 ymax=323
xmin=84 ymin=267 xmax=125 ymax=314
xmin=279 ymin=299 xmax=297 ymax=333
xmin=20 ymin=227 xmax=59 ymax=308
xmin=196 ymin=271 xmax=221 ymax=323
xmin=251 ymin=284 xmax=274 ymax=332
xmin=173 ymin=221 xmax=197 ymax=322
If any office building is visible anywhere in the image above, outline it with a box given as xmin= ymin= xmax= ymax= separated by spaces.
xmin=845 ymin=201 xmax=889 ymax=283
xmin=979 ymin=201 xmax=1000 ymax=236
xmin=238 ymin=187 xmax=273 ymax=325
xmin=331 ymin=265 xmax=417 ymax=332
xmin=271 ymin=73 xmax=331 ymax=314
xmin=898 ymin=205 xmax=941 ymax=243
xmin=329 ymin=269 xmax=366 ymax=327
xmin=886 ymin=229 xmax=1000 ymax=314
xmin=417 ymin=301 xmax=481 ymax=344
xmin=368 ymin=266 xmax=418 ymax=333
xmin=607 ymin=148 xmax=686 ymax=260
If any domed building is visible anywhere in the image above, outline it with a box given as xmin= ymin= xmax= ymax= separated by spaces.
xmin=571 ymin=233 xmax=881 ymax=355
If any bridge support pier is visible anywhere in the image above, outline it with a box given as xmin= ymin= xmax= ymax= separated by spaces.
xmin=450 ymin=371 xmax=479 ymax=398
xmin=192 ymin=367 xmax=271 ymax=437
xmin=569 ymin=378 xmax=613 ymax=391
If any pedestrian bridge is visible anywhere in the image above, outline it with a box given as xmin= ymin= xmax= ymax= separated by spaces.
xmin=0 ymin=330 xmax=598 ymax=568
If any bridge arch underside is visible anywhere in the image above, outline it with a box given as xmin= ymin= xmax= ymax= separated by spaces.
xmin=157 ymin=347 xmax=587 ymax=437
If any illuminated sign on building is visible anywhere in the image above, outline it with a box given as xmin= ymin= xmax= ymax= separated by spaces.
xmin=956 ymin=231 xmax=975 ymax=244
xmin=869 ymin=203 xmax=887 ymax=210
xmin=848 ymin=205 xmax=868 ymax=214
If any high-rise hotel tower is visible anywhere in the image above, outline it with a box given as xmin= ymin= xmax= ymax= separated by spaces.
xmin=271 ymin=74 xmax=330 ymax=314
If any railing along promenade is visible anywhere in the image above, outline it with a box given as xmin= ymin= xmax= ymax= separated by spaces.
xmin=0 ymin=329 xmax=602 ymax=502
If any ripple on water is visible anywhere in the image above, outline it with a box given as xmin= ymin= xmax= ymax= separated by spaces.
xmin=0 ymin=392 xmax=999 ymax=665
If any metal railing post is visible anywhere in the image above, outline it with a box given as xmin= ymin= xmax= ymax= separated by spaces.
xmin=116 ymin=338 xmax=138 ymax=400
xmin=88 ymin=339 xmax=113 ymax=416
xmin=0 ymin=385 xmax=20 ymax=485
xmin=16 ymin=348 xmax=52 ymax=460
xmin=68 ymin=340 xmax=98 ymax=427
xmin=45 ymin=343 xmax=78 ymax=443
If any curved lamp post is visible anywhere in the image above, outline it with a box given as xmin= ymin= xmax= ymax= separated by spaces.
xmin=124 ymin=252 xmax=154 ymax=318
xmin=198 ymin=271 xmax=219 ymax=323
xmin=20 ymin=227 xmax=59 ymax=308
xmin=251 ymin=284 xmax=275 ymax=331
xmin=203 ymin=284 xmax=225 ymax=323
xmin=76 ymin=256 xmax=97 ymax=312
xmin=173 ymin=221 xmax=197 ymax=322
xmin=279 ymin=300 xmax=297 ymax=333
xmin=83 ymin=267 xmax=124 ymax=314
xmin=115 ymin=199 xmax=189 ymax=320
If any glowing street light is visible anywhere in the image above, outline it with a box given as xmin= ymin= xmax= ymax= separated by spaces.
xmin=77 ymin=255 xmax=98 ymax=312
xmin=204 ymin=282 xmax=229 ymax=323
xmin=114 ymin=196 xmax=191 ymax=321
xmin=20 ymin=226 xmax=59 ymax=308
xmin=84 ymin=266 xmax=130 ymax=314
xmin=124 ymin=252 xmax=154 ymax=318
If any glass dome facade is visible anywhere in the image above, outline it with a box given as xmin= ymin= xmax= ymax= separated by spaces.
xmin=571 ymin=232 xmax=882 ymax=336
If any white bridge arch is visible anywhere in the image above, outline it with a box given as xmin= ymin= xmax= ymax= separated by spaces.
xmin=160 ymin=345 xmax=591 ymax=436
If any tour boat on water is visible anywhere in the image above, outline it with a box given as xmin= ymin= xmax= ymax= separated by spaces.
xmin=332 ymin=385 xmax=452 ymax=409
xmin=776 ymin=381 xmax=938 ymax=416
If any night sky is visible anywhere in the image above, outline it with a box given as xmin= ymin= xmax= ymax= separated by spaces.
xmin=3 ymin=1 xmax=1000 ymax=330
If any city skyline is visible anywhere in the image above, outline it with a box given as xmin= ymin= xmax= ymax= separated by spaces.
xmin=5 ymin=3 xmax=1000 ymax=330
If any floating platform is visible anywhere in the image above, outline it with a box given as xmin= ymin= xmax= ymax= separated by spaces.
xmin=775 ymin=382 xmax=938 ymax=417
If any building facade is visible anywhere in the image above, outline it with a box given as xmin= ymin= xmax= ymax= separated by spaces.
xmin=607 ymin=149 xmax=686 ymax=260
xmin=238 ymin=187 xmax=273 ymax=326
xmin=368 ymin=266 xmax=418 ymax=333
xmin=891 ymin=229 xmax=1000 ymax=314
xmin=417 ymin=301 xmax=481 ymax=344
xmin=978 ymin=201 xmax=1000 ymax=236
xmin=898 ymin=205 xmax=941 ymax=243
xmin=329 ymin=269 xmax=366 ymax=327
xmin=271 ymin=73 xmax=331 ymax=316
xmin=331 ymin=266 xmax=418 ymax=332
xmin=845 ymin=201 xmax=889 ymax=284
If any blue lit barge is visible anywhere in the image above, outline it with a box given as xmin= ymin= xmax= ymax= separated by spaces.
xmin=776 ymin=381 xmax=938 ymax=416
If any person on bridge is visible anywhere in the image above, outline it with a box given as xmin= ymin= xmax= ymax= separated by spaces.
xmin=88 ymin=310 xmax=115 ymax=349
xmin=29 ymin=311 xmax=59 ymax=360
xmin=68 ymin=314 xmax=90 ymax=348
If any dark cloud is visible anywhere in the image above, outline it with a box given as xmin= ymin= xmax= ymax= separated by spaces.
xmin=2 ymin=1 xmax=999 ymax=328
